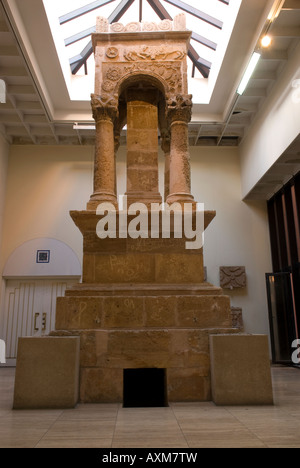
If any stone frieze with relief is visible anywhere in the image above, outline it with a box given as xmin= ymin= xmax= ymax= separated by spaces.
xmin=102 ymin=61 xmax=183 ymax=95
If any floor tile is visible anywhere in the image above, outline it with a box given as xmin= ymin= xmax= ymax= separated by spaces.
xmin=1 ymin=366 xmax=300 ymax=448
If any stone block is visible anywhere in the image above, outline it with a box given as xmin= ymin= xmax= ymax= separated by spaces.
xmin=210 ymin=334 xmax=273 ymax=405
xmin=155 ymin=253 xmax=204 ymax=283
xmin=93 ymin=253 xmax=155 ymax=283
xmin=168 ymin=368 xmax=211 ymax=401
xmin=56 ymin=296 xmax=103 ymax=330
xmin=176 ymin=295 xmax=231 ymax=328
xmin=13 ymin=337 xmax=80 ymax=409
xmin=80 ymin=367 xmax=123 ymax=403
xmin=103 ymin=296 xmax=144 ymax=328
xmin=145 ymin=296 xmax=177 ymax=327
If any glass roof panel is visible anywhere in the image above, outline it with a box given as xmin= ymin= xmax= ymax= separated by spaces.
xmin=43 ymin=0 xmax=242 ymax=102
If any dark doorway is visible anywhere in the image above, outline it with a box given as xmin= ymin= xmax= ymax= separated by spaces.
xmin=123 ymin=368 xmax=167 ymax=408
xmin=267 ymin=172 xmax=300 ymax=364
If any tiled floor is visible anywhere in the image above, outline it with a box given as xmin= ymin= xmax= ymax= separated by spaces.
xmin=1 ymin=366 xmax=300 ymax=448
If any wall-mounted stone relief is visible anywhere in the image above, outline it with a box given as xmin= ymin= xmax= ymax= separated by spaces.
xmin=220 ymin=266 xmax=247 ymax=290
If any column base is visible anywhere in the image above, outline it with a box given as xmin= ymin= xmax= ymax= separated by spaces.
xmin=166 ymin=192 xmax=195 ymax=206
xmin=87 ymin=192 xmax=118 ymax=210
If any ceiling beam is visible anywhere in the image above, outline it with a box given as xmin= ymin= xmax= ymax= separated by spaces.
xmin=146 ymin=0 xmax=172 ymax=19
xmin=188 ymin=48 xmax=211 ymax=78
xmin=282 ymin=0 xmax=300 ymax=9
xmin=65 ymin=0 xmax=135 ymax=46
xmin=162 ymin=0 xmax=223 ymax=29
xmin=0 ymin=45 xmax=19 ymax=56
xmin=0 ymin=122 xmax=12 ymax=144
xmin=7 ymin=85 xmax=36 ymax=95
xmin=0 ymin=66 xmax=28 ymax=77
xmin=7 ymin=93 xmax=36 ymax=144
xmin=69 ymin=0 xmax=136 ymax=74
xmin=65 ymin=26 xmax=95 ymax=47
xmin=147 ymin=0 xmax=211 ymax=77
xmin=191 ymin=32 xmax=217 ymax=51
xmin=59 ymin=0 xmax=117 ymax=25
xmin=252 ymin=70 xmax=277 ymax=80
xmin=109 ymin=0 xmax=136 ymax=22
xmin=242 ymin=87 xmax=267 ymax=97
xmin=261 ymin=49 xmax=288 ymax=60
xmin=271 ymin=26 xmax=300 ymax=37
xmin=70 ymin=40 xmax=93 ymax=74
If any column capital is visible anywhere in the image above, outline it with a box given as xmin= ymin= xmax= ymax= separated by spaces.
xmin=166 ymin=94 xmax=193 ymax=124
xmin=91 ymin=93 xmax=119 ymax=122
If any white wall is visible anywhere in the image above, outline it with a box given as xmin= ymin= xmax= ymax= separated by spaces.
xmin=0 ymin=144 xmax=272 ymax=337
xmin=0 ymin=134 xmax=9 ymax=253
xmin=0 ymin=135 xmax=9 ymax=313
xmin=240 ymin=41 xmax=300 ymax=198
xmin=189 ymin=146 xmax=272 ymax=335
xmin=0 ymin=145 xmax=94 ymax=274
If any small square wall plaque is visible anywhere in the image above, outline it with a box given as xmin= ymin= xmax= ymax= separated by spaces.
xmin=36 ymin=250 xmax=50 ymax=264
xmin=220 ymin=266 xmax=246 ymax=290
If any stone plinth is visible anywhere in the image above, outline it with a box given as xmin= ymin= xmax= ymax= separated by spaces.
xmin=50 ymin=209 xmax=240 ymax=404
xmin=13 ymin=337 xmax=80 ymax=409
xmin=70 ymin=210 xmax=215 ymax=284
xmin=210 ymin=334 xmax=273 ymax=406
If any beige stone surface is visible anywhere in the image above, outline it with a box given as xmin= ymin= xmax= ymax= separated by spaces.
xmin=210 ymin=334 xmax=274 ymax=406
xmin=56 ymin=294 xmax=232 ymax=330
xmin=80 ymin=368 xmax=123 ymax=403
xmin=13 ymin=337 xmax=80 ymax=409
xmin=168 ymin=368 xmax=211 ymax=402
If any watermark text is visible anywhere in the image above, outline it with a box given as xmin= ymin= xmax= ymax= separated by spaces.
xmin=96 ymin=196 xmax=204 ymax=250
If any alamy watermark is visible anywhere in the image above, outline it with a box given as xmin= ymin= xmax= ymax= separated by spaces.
xmin=291 ymin=339 xmax=300 ymax=365
xmin=0 ymin=339 xmax=6 ymax=364
xmin=0 ymin=79 xmax=6 ymax=104
xmin=96 ymin=196 xmax=205 ymax=250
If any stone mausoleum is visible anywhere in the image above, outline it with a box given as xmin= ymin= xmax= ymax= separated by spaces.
xmin=13 ymin=14 xmax=273 ymax=409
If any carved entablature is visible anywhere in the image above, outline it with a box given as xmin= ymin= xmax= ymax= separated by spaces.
xmin=92 ymin=14 xmax=191 ymax=114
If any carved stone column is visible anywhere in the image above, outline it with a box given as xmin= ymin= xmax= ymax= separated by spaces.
xmin=166 ymin=94 xmax=194 ymax=205
xmin=87 ymin=94 xmax=118 ymax=210
xmin=114 ymin=132 xmax=121 ymax=196
xmin=161 ymin=130 xmax=171 ymax=202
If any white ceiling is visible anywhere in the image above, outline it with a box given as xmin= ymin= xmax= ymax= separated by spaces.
xmin=0 ymin=0 xmax=299 ymax=200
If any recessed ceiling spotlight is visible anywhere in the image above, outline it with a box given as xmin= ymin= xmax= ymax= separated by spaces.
xmin=261 ymin=35 xmax=272 ymax=48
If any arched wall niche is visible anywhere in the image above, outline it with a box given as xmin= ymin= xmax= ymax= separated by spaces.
xmin=3 ymin=238 xmax=82 ymax=279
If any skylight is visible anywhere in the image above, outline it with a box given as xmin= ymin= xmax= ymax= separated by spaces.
xmin=43 ymin=0 xmax=242 ymax=104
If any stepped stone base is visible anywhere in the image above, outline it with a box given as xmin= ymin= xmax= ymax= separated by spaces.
xmin=53 ymin=278 xmax=239 ymax=403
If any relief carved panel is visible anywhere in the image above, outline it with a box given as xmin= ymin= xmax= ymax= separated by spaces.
xmin=101 ymin=61 xmax=183 ymax=96
xmin=220 ymin=266 xmax=247 ymax=290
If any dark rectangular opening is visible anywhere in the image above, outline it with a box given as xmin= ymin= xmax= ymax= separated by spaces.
xmin=123 ymin=368 xmax=168 ymax=408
